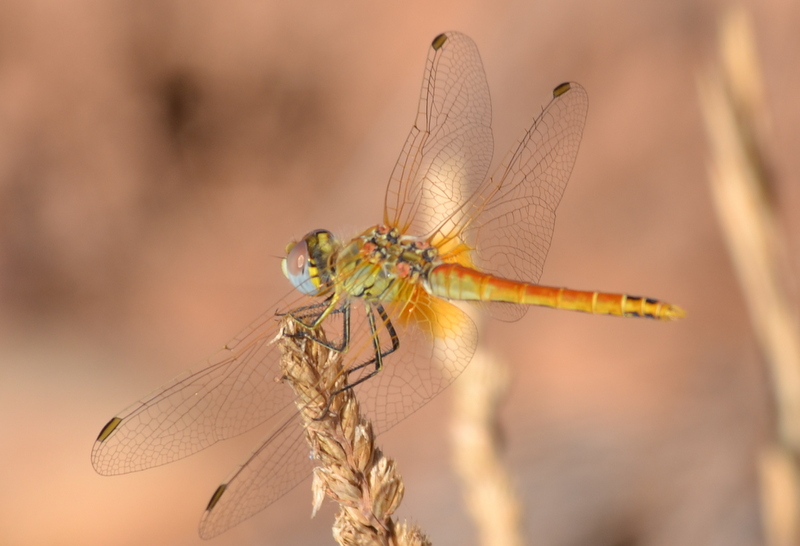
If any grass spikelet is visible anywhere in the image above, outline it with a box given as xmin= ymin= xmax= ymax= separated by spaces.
xmin=279 ymin=316 xmax=431 ymax=546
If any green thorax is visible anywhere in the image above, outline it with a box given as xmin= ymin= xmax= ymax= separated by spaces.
xmin=334 ymin=225 xmax=440 ymax=301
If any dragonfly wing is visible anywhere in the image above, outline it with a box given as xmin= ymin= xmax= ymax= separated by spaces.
xmin=466 ymin=82 xmax=589 ymax=321
xmin=91 ymin=291 xmax=321 ymax=475
xmin=198 ymin=410 xmax=311 ymax=539
xmin=383 ymin=31 xmax=493 ymax=239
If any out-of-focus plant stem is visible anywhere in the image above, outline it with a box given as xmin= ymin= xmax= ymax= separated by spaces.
xmin=700 ymin=6 xmax=800 ymax=545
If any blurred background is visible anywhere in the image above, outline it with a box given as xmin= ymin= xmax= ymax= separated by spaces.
xmin=1 ymin=0 xmax=798 ymax=545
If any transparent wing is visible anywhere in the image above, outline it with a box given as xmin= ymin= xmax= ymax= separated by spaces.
xmin=198 ymin=410 xmax=310 ymax=539
xmin=198 ymin=288 xmax=477 ymax=537
xmin=91 ymin=290 xmax=320 ymax=475
xmin=465 ymin=82 xmax=588 ymax=321
xmin=381 ymin=32 xmax=587 ymax=322
xmin=383 ymin=31 xmax=493 ymax=238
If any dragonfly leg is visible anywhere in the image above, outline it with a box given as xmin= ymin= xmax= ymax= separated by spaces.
xmin=338 ymin=303 xmax=400 ymax=390
xmin=313 ymin=303 xmax=400 ymax=420
xmin=284 ymin=297 xmax=350 ymax=353
xmin=275 ymin=299 xmax=329 ymax=318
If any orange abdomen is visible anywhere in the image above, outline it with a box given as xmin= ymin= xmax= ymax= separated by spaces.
xmin=426 ymin=263 xmax=684 ymax=320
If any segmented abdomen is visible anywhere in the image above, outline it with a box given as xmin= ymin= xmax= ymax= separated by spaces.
xmin=426 ymin=263 xmax=684 ymax=320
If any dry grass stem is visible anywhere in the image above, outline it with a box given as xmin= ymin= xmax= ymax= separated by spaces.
xmin=451 ymin=346 xmax=524 ymax=546
xmin=700 ymin=5 xmax=800 ymax=451
xmin=279 ymin=316 xmax=431 ymax=546
xmin=699 ymin=6 xmax=800 ymax=545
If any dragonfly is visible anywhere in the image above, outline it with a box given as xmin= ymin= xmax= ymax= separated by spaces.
xmin=92 ymin=31 xmax=684 ymax=539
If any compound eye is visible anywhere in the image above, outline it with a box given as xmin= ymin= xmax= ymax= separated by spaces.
xmin=282 ymin=239 xmax=320 ymax=296
xmin=285 ymin=241 xmax=308 ymax=277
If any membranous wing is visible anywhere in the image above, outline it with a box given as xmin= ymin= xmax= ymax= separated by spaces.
xmin=464 ymin=82 xmax=589 ymax=321
xmin=198 ymin=410 xmax=309 ymax=539
xmin=91 ymin=291 xmax=319 ymax=475
xmin=382 ymin=32 xmax=589 ymax=324
xmin=383 ymin=31 xmax=493 ymax=240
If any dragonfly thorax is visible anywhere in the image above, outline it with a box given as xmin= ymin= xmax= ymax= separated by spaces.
xmin=335 ymin=225 xmax=439 ymax=301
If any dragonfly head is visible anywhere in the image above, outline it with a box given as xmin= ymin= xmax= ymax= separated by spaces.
xmin=281 ymin=229 xmax=337 ymax=296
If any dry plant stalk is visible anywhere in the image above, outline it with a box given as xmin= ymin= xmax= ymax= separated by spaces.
xmin=699 ymin=6 xmax=800 ymax=546
xmin=451 ymin=345 xmax=524 ymax=546
xmin=279 ymin=316 xmax=431 ymax=546
xmin=700 ymin=5 xmax=800 ymax=450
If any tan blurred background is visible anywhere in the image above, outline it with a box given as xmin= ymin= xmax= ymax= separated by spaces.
xmin=1 ymin=0 xmax=798 ymax=545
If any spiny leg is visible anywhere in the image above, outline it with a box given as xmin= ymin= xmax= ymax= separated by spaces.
xmin=276 ymin=298 xmax=330 ymax=319
xmin=284 ymin=297 xmax=351 ymax=353
xmin=335 ymin=303 xmax=400 ymax=391
xmin=313 ymin=303 xmax=400 ymax=420
xmin=278 ymin=294 xmax=342 ymax=324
